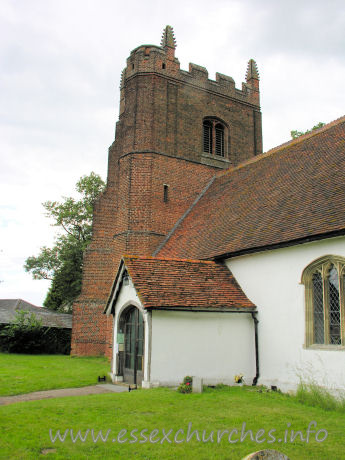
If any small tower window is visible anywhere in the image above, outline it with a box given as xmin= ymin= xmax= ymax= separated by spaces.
xmin=163 ymin=184 xmax=169 ymax=202
xmin=162 ymin=63 xmax=166 ymax=69
xmin=203 ymin=119 xmax=227 ymax=157
xmin=132 ymin=63 xmax=134 ymax=70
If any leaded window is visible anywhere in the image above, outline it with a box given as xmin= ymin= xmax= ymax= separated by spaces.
xmin=328 ymin=265 xmax=341 ymax=344
xmin=302 ymin=256 xmax=345 ymax=347
xmin=312 ymin=271 xmax=324 ymax=344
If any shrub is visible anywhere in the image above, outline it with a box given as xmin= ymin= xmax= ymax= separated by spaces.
xmin=177 ymin=376 xmax=193 ymax=393
xmin=0 ymin=310 xmax=71 ymax=354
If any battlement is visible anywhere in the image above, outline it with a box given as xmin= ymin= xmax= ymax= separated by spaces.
xmin=120 ymin=26 xmax=260 ymax=107
xmin=116 ymin=25 xmax=262 ymax=168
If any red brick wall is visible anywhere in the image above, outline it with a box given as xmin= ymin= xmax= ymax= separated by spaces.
xmin=71 ymin=39 xmax=262 ymax=357
xmin=71 ymin=152 xmax=218 ymax=356
xmin=114 ymin=44 xmax=262 ymax=166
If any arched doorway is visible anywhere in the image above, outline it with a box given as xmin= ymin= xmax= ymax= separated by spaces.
xmin=119 ymin=306 xmax=144 ymax=385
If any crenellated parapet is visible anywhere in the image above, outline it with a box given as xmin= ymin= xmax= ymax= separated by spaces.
xmin=120 ymin=26 xmax=260 ymax=107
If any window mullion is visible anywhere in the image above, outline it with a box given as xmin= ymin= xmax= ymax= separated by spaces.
xmin=305 ymin=277 xmax=313 ymax=346
xmin=339 ymin=264 xmax=345 ymax=345
xmin=322 ymin=264 xmax=330 ymax=344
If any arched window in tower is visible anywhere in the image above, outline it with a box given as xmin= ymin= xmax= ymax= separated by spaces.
xmin=203 ymin=118 xmax=227 ymax=157
xmin=203 ymin=120 xmax=212 ymax=154
xmin=215 ymin=123 xmax=224 ymax=156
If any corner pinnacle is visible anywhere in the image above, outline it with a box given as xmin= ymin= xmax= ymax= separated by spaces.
xmin=246 ymin=59 xmax=259 ymax=81
xmin=161 ymin=25 xmax=176 ymax=49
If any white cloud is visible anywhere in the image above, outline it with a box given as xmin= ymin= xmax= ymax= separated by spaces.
xmin=0 ymin=0 xmax=344 ymax=305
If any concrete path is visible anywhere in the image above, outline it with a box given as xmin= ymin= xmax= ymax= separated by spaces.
xmin=0 ymin=384 xmax=128 ymax=406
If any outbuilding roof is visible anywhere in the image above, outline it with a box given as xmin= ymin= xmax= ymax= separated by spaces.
xmin=157 ymin=116 xmax=345 ymax=260
xmin=0 ymin=299 xmax=72 ymax=329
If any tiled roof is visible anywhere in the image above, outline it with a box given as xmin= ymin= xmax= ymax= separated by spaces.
xmin=0 ymin=299 xmax=72 ymax=329
xmin=157 ymin=116 xmax=345 ymax=259
xmin=122 ymin=256 xmax=255 ymax=310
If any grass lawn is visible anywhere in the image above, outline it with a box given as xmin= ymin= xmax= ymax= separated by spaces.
xmin=1 ymin=386 xmax=345 ymax=459
xmin=0 ymin=353 xmax=109 ymax=396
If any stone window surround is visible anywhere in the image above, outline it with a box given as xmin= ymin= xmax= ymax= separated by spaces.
xmin=202 ymin=117 xmax=228 ymax=158
xmin=301 ymin=255 xmax=345 ymax=349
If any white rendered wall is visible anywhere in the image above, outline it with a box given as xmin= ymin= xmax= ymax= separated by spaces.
xmin=150 ymin=310 xmax=256 ymax=386
xmin=226 ymin=236 xmax=345 ymax=392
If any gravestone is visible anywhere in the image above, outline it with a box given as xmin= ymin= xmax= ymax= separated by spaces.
xmin=192 ymin=376 xmax=203 ymax=393
xmin=242 ymin=450 xmax=289 ymax=460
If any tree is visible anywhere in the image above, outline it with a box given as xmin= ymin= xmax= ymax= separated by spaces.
xmin=24 ymin=172 xmax=105 ymax=312
xmin=290 ymin=122 xmax=325 ymax=139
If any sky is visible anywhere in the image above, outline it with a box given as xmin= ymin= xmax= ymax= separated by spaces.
xmin=1 ymin=0 xmax=344 ymax=307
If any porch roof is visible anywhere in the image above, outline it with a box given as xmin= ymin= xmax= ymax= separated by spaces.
xmin=106 ymin=255 xmax=255 ymax=312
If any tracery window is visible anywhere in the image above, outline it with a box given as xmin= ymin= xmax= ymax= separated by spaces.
xmin=302 ymin=256 xmax=345 ymax=347
xmin=203 ymin=119 xmax=226 ymax=157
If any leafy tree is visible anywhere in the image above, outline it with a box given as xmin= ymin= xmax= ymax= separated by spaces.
xmin=24 ymin=172 xmax=105 ymax=312
xmin=291 ymin=122 xmax=325 ymax=139
xmin=24 ymin=247 xmax=59 ymax=281
xmin=42 ymin=235 xmax=84 ymax=312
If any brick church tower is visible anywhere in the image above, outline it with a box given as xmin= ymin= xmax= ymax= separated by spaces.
xmin=71 ymin=26 xmax=262 ymax=357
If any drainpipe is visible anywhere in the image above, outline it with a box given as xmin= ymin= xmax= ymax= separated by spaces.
xmin=251 ymin=312 xmax=259 ymax=386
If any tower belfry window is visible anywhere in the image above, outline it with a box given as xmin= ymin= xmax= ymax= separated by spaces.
xmin=215 ymin=124 xmax=224 ymax=156
xmin=203 ymin=120 xmax=212 ymax=154
xmin=203 ymin=119 xmax=226 ymax=157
